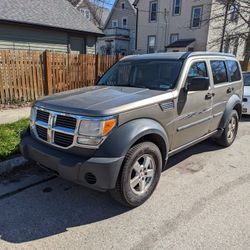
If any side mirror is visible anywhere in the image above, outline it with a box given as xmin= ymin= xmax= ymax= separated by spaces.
xmin=187 ymin=77 xmax=210 ymax=92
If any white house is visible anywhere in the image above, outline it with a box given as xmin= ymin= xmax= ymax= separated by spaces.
xmin=134 ymin=0 xmax=249 ymax=60
xmin=97 ymin=0 xmax=137 ymax=55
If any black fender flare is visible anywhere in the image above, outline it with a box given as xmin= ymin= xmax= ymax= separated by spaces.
xmin=219 ymin=94 xmax=242 ymax=129
xmin=96 ymin=118 xmax=169 ymax=160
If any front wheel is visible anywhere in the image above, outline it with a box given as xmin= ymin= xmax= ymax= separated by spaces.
xmin=110 ymin=142 xmax=162 ymax=207
xmin=214 ymin=110 xmax=239 ymax=147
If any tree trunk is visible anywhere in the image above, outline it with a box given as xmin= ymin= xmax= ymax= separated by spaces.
xmin=242 ymin=32 xmax=250 ymax=71
xmin=220 ymin=2 xmax=230 ymax=52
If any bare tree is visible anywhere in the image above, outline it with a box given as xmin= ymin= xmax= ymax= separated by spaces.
xmin=206 ymin=0 xmax=250 ymax=70
xmin=67 ymin=0 xmax=81 ymax=7
xmin=68 ymin=0 xmax=113 ymax=28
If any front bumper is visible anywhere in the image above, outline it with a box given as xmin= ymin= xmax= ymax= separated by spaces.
xmin=20 ymin=131 xmax=124 ymax=191
xmin=242 ymin=100 xmax=250 ymax=115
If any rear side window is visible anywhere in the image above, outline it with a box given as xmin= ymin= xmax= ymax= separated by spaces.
xmin=187 ymin=61 xmax=208 ymax=83
xmin=210 ymin=60 xmax=228 ymax=84
xmin=227 ymin=60 xmax=241 ymax=82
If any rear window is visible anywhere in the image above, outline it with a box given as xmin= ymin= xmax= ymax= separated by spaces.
xmin=210 ymin=60 xmax=228 ymax=85
xmin=227 ymin=60 xmax=241 ymax=82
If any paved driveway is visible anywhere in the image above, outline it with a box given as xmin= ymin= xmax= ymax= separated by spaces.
xmin=0 ymin=118 xmax=250 ymax=249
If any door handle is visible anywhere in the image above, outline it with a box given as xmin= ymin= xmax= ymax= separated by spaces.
xmin=205 ymin=93 xmax=215 ymax=100
xmin=227 ymin=87 xmax=234 ymax=94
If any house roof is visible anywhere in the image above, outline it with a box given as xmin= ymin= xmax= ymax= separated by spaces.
xmin=77 ymin=0 xmax=110 ymax=27
xmin=166 ymin=39 xmax=196 ymax=48
xmin=104 ymin=0 xmax=136 ymax=29
xmin=0 ymin=0 xmax=103 ymax=35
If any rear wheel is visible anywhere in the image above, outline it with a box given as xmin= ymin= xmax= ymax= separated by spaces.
xmin=214 ymin=110 xmax=239 ymax=147
xmin=110 ymin=142 xmax=162 ymax=207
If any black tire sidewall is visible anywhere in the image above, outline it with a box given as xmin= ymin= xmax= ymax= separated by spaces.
xmin=120 ymin=142 xmax=162 ymax=207
xmin=224 ymin=110 xmax=239 ymax=146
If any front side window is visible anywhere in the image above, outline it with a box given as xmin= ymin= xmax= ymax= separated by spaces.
xmin=148 ymin=36 xmax=156 ymax=53
xmin=227 ymin=60 xmax=241 ymax=82
xmin=149 ymin=1 xmax=158 ymax=22
xmin=98 ymin=60 xmax=183 ymax=91
xmin=210 ymin=61 xmax=228 ymax=84
xmin=173 ymin=0 xmax=181 ymax=15
xmin=187 ymin=61 xmax=208 ymax=83
xmin=191 ymin=6 xmax=203 ymax=28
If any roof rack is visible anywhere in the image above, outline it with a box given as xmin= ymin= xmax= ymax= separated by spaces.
xmin=181 ymin=51 xmax=235 ymax=60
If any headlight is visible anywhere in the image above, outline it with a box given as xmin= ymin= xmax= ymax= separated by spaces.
xmin=30 ymin=107 xmax=36 ymax=121
xmin=77 ymin=117 xmax=116 ymax=146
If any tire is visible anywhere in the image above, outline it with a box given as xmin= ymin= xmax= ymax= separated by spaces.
xmin=214 ymin=110 xmax=239 ymax=147
xmin=110 ymin=142 xmax=162 ymax=208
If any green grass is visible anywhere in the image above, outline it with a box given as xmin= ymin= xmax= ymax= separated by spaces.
xmin=0 ymin=118 xmax=29 ymax=162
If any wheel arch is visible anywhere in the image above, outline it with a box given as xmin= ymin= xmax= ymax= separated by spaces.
xmin=219 ymin=94 xmax=242 ymax=129
xmin=97 ymin=118 xmax=169 ymax=162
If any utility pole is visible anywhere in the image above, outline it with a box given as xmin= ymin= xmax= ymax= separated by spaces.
xmin=220 ymin=2 xmax=230 ymax=52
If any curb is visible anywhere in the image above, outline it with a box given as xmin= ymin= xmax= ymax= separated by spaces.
xmin=0 ymin=156 xmax=29 ymax=175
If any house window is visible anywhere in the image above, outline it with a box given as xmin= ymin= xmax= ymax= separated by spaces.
xmin=173 ymin=0 xmax=181 ymax=15
xmin=85 ymin=10 xmax=90 ymax=20
xmin=148 ymin=36 xmax=156 ymax=53
xmin=229 ymin=4 xmax=240 ymax=22
xmin=170 ymin=33 xmax=179 ymax=44
xmin=112 ymin=19 xmax=118 ymax=28
xmin=121 ymin=0 xmax=125 ymax=9
xmin=122 ymin=17 xmax=128 ymax=28
xmin=191 ymin=6 xmax=203 ymax=28
xmin=149 ymin=1 xmax=158 ymax=22
xmin=224 ymin=37 xmax=239 ymax=55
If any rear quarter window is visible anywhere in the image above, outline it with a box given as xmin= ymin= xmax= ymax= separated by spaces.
xmin=210 ymin=60 xmax=228 ymax=85
xmin=226 ymin=60 xmax=241 ymax=82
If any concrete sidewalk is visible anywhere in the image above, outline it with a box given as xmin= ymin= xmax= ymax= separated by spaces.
xmin=0 ymin=107 xmax=31 ymax=124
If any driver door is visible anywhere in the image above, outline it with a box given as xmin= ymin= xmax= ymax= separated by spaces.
xmin=172 ymin=60 xmax=213 ymax=149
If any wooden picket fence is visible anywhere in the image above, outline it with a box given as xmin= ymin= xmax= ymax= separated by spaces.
xmin=0 ymin=50 xmax=122 ymax=104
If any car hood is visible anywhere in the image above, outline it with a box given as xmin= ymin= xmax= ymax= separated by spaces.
xmin=244 ymin=86 xmax=250 ymax=96
xmin=35 ymin=86 xmax=173 ymax=116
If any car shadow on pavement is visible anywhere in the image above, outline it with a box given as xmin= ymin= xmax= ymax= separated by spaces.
xmin=241 ymin=115 xmax=250 ymax=122
xmin=0 ymin=175 xmax=130 ymax=243
xmin=165 ymin=139 xmax=222 ymax=170
xmin=0 ymin=140 xmax=224 ymax=244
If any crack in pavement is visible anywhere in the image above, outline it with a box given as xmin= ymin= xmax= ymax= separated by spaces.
xmin=0 ymin=176 xmax=57 ymax=201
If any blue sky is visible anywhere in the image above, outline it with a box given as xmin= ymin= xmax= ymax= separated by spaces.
xmin=105 ymin=0 xmax=115 ymax=9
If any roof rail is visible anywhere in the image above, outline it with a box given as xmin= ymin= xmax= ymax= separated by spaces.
xmin=180 ymin=52 xmax=192 ymax=60
xmin=180 ymin=51 xmax=236 ymax=60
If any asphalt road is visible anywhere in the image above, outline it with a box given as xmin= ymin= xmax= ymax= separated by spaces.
xmin=0 ymin=117 xmax=250 ymax=250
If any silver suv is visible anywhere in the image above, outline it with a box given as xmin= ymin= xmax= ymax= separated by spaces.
xmin=20 ymin=52 xmax=243 ymax=207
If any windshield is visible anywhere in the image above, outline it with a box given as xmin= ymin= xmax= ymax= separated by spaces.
xmin=243 ymin=73 xmax=250 ymax=86
xmin=98 ymin=60 xmax=183 ymax=91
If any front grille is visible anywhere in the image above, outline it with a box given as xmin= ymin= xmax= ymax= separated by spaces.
xmin=36 ymin=125 xmax=47 ymax=141
xmin=36 ymin=110 xmax=50 ymax=123
xmin=54 ymin=132 xmax=74 ymax=147
xmin=55 ymin=115 xmax=76 ymax=129
xmin=33 ymin=108 xmax=77 ymax=148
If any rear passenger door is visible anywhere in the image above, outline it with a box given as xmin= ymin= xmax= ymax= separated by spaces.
xmin=209 ymin=60 xmax=242 ymax=131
